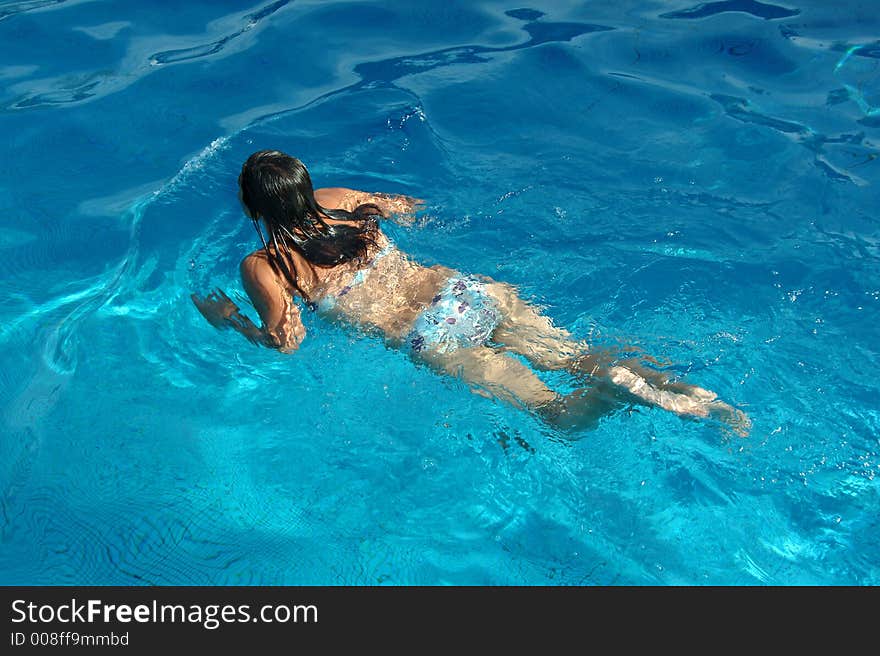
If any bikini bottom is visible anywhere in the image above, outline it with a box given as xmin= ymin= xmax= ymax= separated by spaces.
xmin=406 ymin=275 xmax=501 ymax=354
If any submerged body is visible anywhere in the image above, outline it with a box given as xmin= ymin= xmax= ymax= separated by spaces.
xmin=193 ymin=154 xmax=750 ymax=435
xmin=232 ymin=187 xmax=575 ymax=410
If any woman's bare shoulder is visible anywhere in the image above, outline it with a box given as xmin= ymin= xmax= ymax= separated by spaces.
xmin=239 ymin=250 xmax=295 ymax=320
xmin=240 ymin=250 xmax=278 ymax=286
xmin=241 ymin=248 xmax=270 ymax=268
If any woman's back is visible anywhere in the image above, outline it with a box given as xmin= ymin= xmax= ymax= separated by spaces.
xmin=249 ymin=187 xmax=454 ymax=340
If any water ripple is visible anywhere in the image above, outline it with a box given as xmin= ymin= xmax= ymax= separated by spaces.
xmin=709 ymin=93 xmax=878 ymax=183
xmin=660 ymin=0 xmax=800 ymax=21
xmin=3 ymin=0 xmax=294 ymax=110
xmin=149 ymin=0 xmax=291 ymax=65
xmin=353 ymin=17 xmax=613 ymax=83
xmin=0 ymin=0 xmax=94 ymax=23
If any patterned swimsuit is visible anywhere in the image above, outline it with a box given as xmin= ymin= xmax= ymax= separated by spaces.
xmin=406 ymin=275 xmax=500 ymax=354
xmin=314 ymin=237 xmax=501 ymax=354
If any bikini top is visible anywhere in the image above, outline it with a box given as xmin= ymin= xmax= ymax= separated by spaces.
xmin=313 ymin=238 xmax=395 ymax=312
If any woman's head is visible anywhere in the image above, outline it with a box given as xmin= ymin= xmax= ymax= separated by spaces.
xmin=238 ymin=150 xmax=315 ymax=227
xmin=237 ymin=150 xmax=379 ymax=287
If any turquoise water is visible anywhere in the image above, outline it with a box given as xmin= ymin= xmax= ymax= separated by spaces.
xmin=0 ymin=0 xmax=878 ymax=585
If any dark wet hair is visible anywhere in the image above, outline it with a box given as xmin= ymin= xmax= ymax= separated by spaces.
xmin=238 ymin=150 xmax=380 ymax=297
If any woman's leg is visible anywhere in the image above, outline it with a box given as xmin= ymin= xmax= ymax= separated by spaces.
xmin=483 ymin=281 xmax=751 ymax=434
xmin=482 ymin=281 xmax=581 ymax=371
xmin=417 ymin=346 xmax=623 ymax=432
xmin=484 ymin=280 xmax=685 ymax=384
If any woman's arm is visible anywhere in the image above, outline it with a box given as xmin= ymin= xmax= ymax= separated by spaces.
xmin=319 ymin=187 xmax=424 ymax=225
xmin=239 ymin=254 xmax=306 ymax=352
xmin=191 ymin=288 xmax=270 ymax=345
xmin=365 ymin=191 xmax=424 ymax=222
xmin=191 ymin=255 xmax=306 ymax=353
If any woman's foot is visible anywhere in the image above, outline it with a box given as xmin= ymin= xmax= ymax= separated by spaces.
xmin=608 ymin=366 xmax=750 ymax=436
xmin=608 ymin=366 xmax=707 ymax=415
xmin=536 ymin=386 xmax=619 ymax=432
xmin=705 ymin=400 xmax=752 ymax=437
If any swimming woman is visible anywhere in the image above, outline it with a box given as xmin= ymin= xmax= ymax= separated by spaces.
xmin=192 ymin=150 xmax=750 ymax=435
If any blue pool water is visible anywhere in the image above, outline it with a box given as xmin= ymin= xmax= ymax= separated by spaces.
xmin=1 ymin=0 xmax=878 ymax=585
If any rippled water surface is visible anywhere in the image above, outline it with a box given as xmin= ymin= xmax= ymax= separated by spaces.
xmin=1 ymin=0 xmax=878 ymax=585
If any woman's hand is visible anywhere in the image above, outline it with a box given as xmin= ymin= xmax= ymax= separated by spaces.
xmin=192 ymin=287 xmax=283 ymax=348
xmin=191 ymin=288 xmax=240 ymax=330
xmin=397 ymin=194 xmax=426 ymax=213
xmin=373 ymin=193 xmax=425 ymax=226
